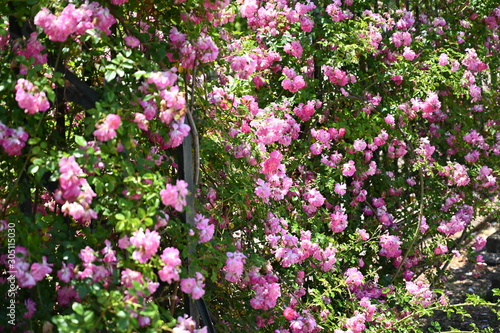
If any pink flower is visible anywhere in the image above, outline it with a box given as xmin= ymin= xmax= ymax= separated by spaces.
xmin=391 ymin=31 xmax=412 ymax=47
xmin=57 ymin=262 xmax=75 ymax=283
xmin=406 ymin=280 xmax=435 ymax=307
xmin=473 ymin=236 xmax=487 ymax=251
xmin=17 ymin=271 xmax=36 ymax=288
xmin=262 ymin=150 xmax=283 ymax=174
xmin=303 ymin=188 xmax=325 ymax=209
xmin=342 ymin=160 xmax=356 ymax=177
xmin=23 ymin=299 xmax=36 ymax=319
xmin=421 ymin=92 xmax=441 ymax=116
xmin=300 ymin=15 xmax=314 ymax=32
xmin=1 ymin=126 xmax=29 ymax=156
xmin=34 ymin=3 xmax=115 ymax=42
xmin=353 ymin=139 xmax=367 ymax=151
xmin=462 ymin=48 xmax=488 ymax=73
xmin=330 ymin=206 xmax=348 ymax=233
xmin=345 ymin=267 xmax=364 ymax=286
xmin=445 ymin=163 xmax=470 ymax=186
xmin=102 ymin=239 xmax=117 ymax=263
xmin=284 ymin=40 xmax=303 ymax=58
xmin=160 ymin=179 xmax=189 ymax=212
xmin=124 ymin=36 xmax=140 ymax=48
xmin=384 ymin=114 xmax=395 ymax=125
xmin=357 ymin=229 xmax=369 ymax=240
xmin=470 ymin=84 xmax=482 ymax=102
xmin=181 ymin=272 xmax=205 ymax=299
xmin=195 ymin=214 xmax=214 ymax=243
xmin=79 ymin=246 xmax=97 ymax=263
xmin=225 ymin=251 xmax=247 ymax=282
xmin=310 ymin=142 xmax=323 ymax=155
xmin=174 ymin=314 xmax=207 ymax=333
xmin=231 ymin=55 xmax=257 ymax=79
xmin=250 ymin=281 xmax=281 ymax=310
xmin=57 ymin=286 xmax=79 ymax=307
xmin=379 ymin=234 xmax=402 ymax=258
xmin=465 ymin=150 xmax=480 ymax=163
xmin=323 ymin=66 xmax=349 ymax=86
xmin=196 ymin=33 xmax=218 ymax=63
xmin=93 ymin=114 xmax=121 ymax=141
xmin=345 ymin=313 xmax=366 ymax=333
xmin=284 ymin=307 xmax=299 ymax=320
xmin=30 ymin=256 xmax=53 ymax=281
xmin=282 ymin=75 xmax=307 ymax=93
xmin=326 ymin=3 xmax=350 ymax=21
xmin=402 ymin=47 xmax=417 ymax=61
xmin=159 ymin=247 xmax=182 ymax=283
xmin=130 ymin=228 xmax=161 ymax=263
xmin=118 ymin=235 xmax=131 ymax=249
xmin=438 ymin=53 xmax=449 ymax=66
xmin=148 ymin=69 xmax=178 ymax=89
xmin=166 ymin=119 xmax=190 ymax=148
xmin=15 ymin=79 xmax=50 ymax=114
xmin=434 ymin=242 xmax=448 ymax=255
xmin=334 ymin=183 xmax=347 ymax=195
xmin=391 ymin=75 xmax=403 ymax=85
xmin=293 ymin=101 xmax=316 ymax=121
xmin=121 ymin=268 xmax=143 ymax=288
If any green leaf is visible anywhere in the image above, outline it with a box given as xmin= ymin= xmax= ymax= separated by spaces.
xmin=75 ymin=135 xmax=87 ymax=147
xmin=28 ymin=165 xmax=39 ymax=175
xmin=83 ymin=310 xmax=94 ymax=323
xmin=28 ymin=137 xmax=41 ymax=145
xmin=117 ymin=318 xmax=129 ymax=331
xmin=72 ymin=302 xmax=85 ymax=316
xmin=134 ymin=70 xmax=147 ymax=79
xmin=105 ymin=70 xmax=117 ymax=82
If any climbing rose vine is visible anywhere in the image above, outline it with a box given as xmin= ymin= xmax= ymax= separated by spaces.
xmin=1 ymin=0 xmax=500 ymax=332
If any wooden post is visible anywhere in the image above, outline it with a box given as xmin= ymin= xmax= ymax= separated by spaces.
xmin=177 ymin=118 xmax=199 ymax=325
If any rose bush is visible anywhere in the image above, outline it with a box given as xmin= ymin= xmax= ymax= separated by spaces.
xmin=1 ymin=0 xmax=500 ymax=332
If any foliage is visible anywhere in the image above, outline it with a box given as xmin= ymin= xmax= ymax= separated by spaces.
xmin=1 ymin=0 xmax=500 ymax=332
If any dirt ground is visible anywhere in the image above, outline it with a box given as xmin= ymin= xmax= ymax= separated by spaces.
xmin=421 ymin=222 xmax=500 ymax=332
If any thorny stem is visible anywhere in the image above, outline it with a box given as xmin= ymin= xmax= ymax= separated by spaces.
xmin=391 ymin=167 xmax=425 ymax=283
xmin=187 ymin=62 xmax=200 ymax=187
xmin=395 ymin=301 xmax=500 ymax=328
xmin=170 ymin=280 xmax=180 ymax=316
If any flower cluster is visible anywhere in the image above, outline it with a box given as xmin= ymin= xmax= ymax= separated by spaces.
xmin=93 ymin=114 xmax=121 ymax=141
xmin=181 ymin=272 xmax=206 ymax=299
xmin=166 ymin=118 xmax=190 ymax=148
xmin=281 ymin=67 xmax=306 ymax=93
xmin=167 ymin=29 xmax=218 ymax=68
xmin=173 ymin=314 xmax=208 ymax=333
xmin=15 ymin=79 xmax=50 ymax=115
xmin=195 ymin=214 xmax=214 ymax=243
xmin=0 ymin=122 xmax=29 ymax=156
xmin=379 ymin=234 xmax=402 ymax=258
xmin=249 ymin=271 xmax=281 ymax=310
xmin=158 ymin=247 xmax=182 ymax=283
xmin=406 ymin=280 xmax=435 ymax=307
xmin=15 ymin=32 xmax=47 ymax=74
xmin=34 ymin=2 xmax=116 ymax=42
xmin=160 ymin=179 xmax=189 ymax=212
xmin=5 ymin=0 xmax=500 ymax=331
xmin=4 ymin=247 xmax=53 ymax=289
xmin=224 ymin=251 xmax=247 ymax=282
xmin=322 ymin=65 xmax=354 ymax=86
xmin=130 ymin=228 xmax=161 ymax=263
xmin=56 ymin=156 xmax=97 ymax=224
